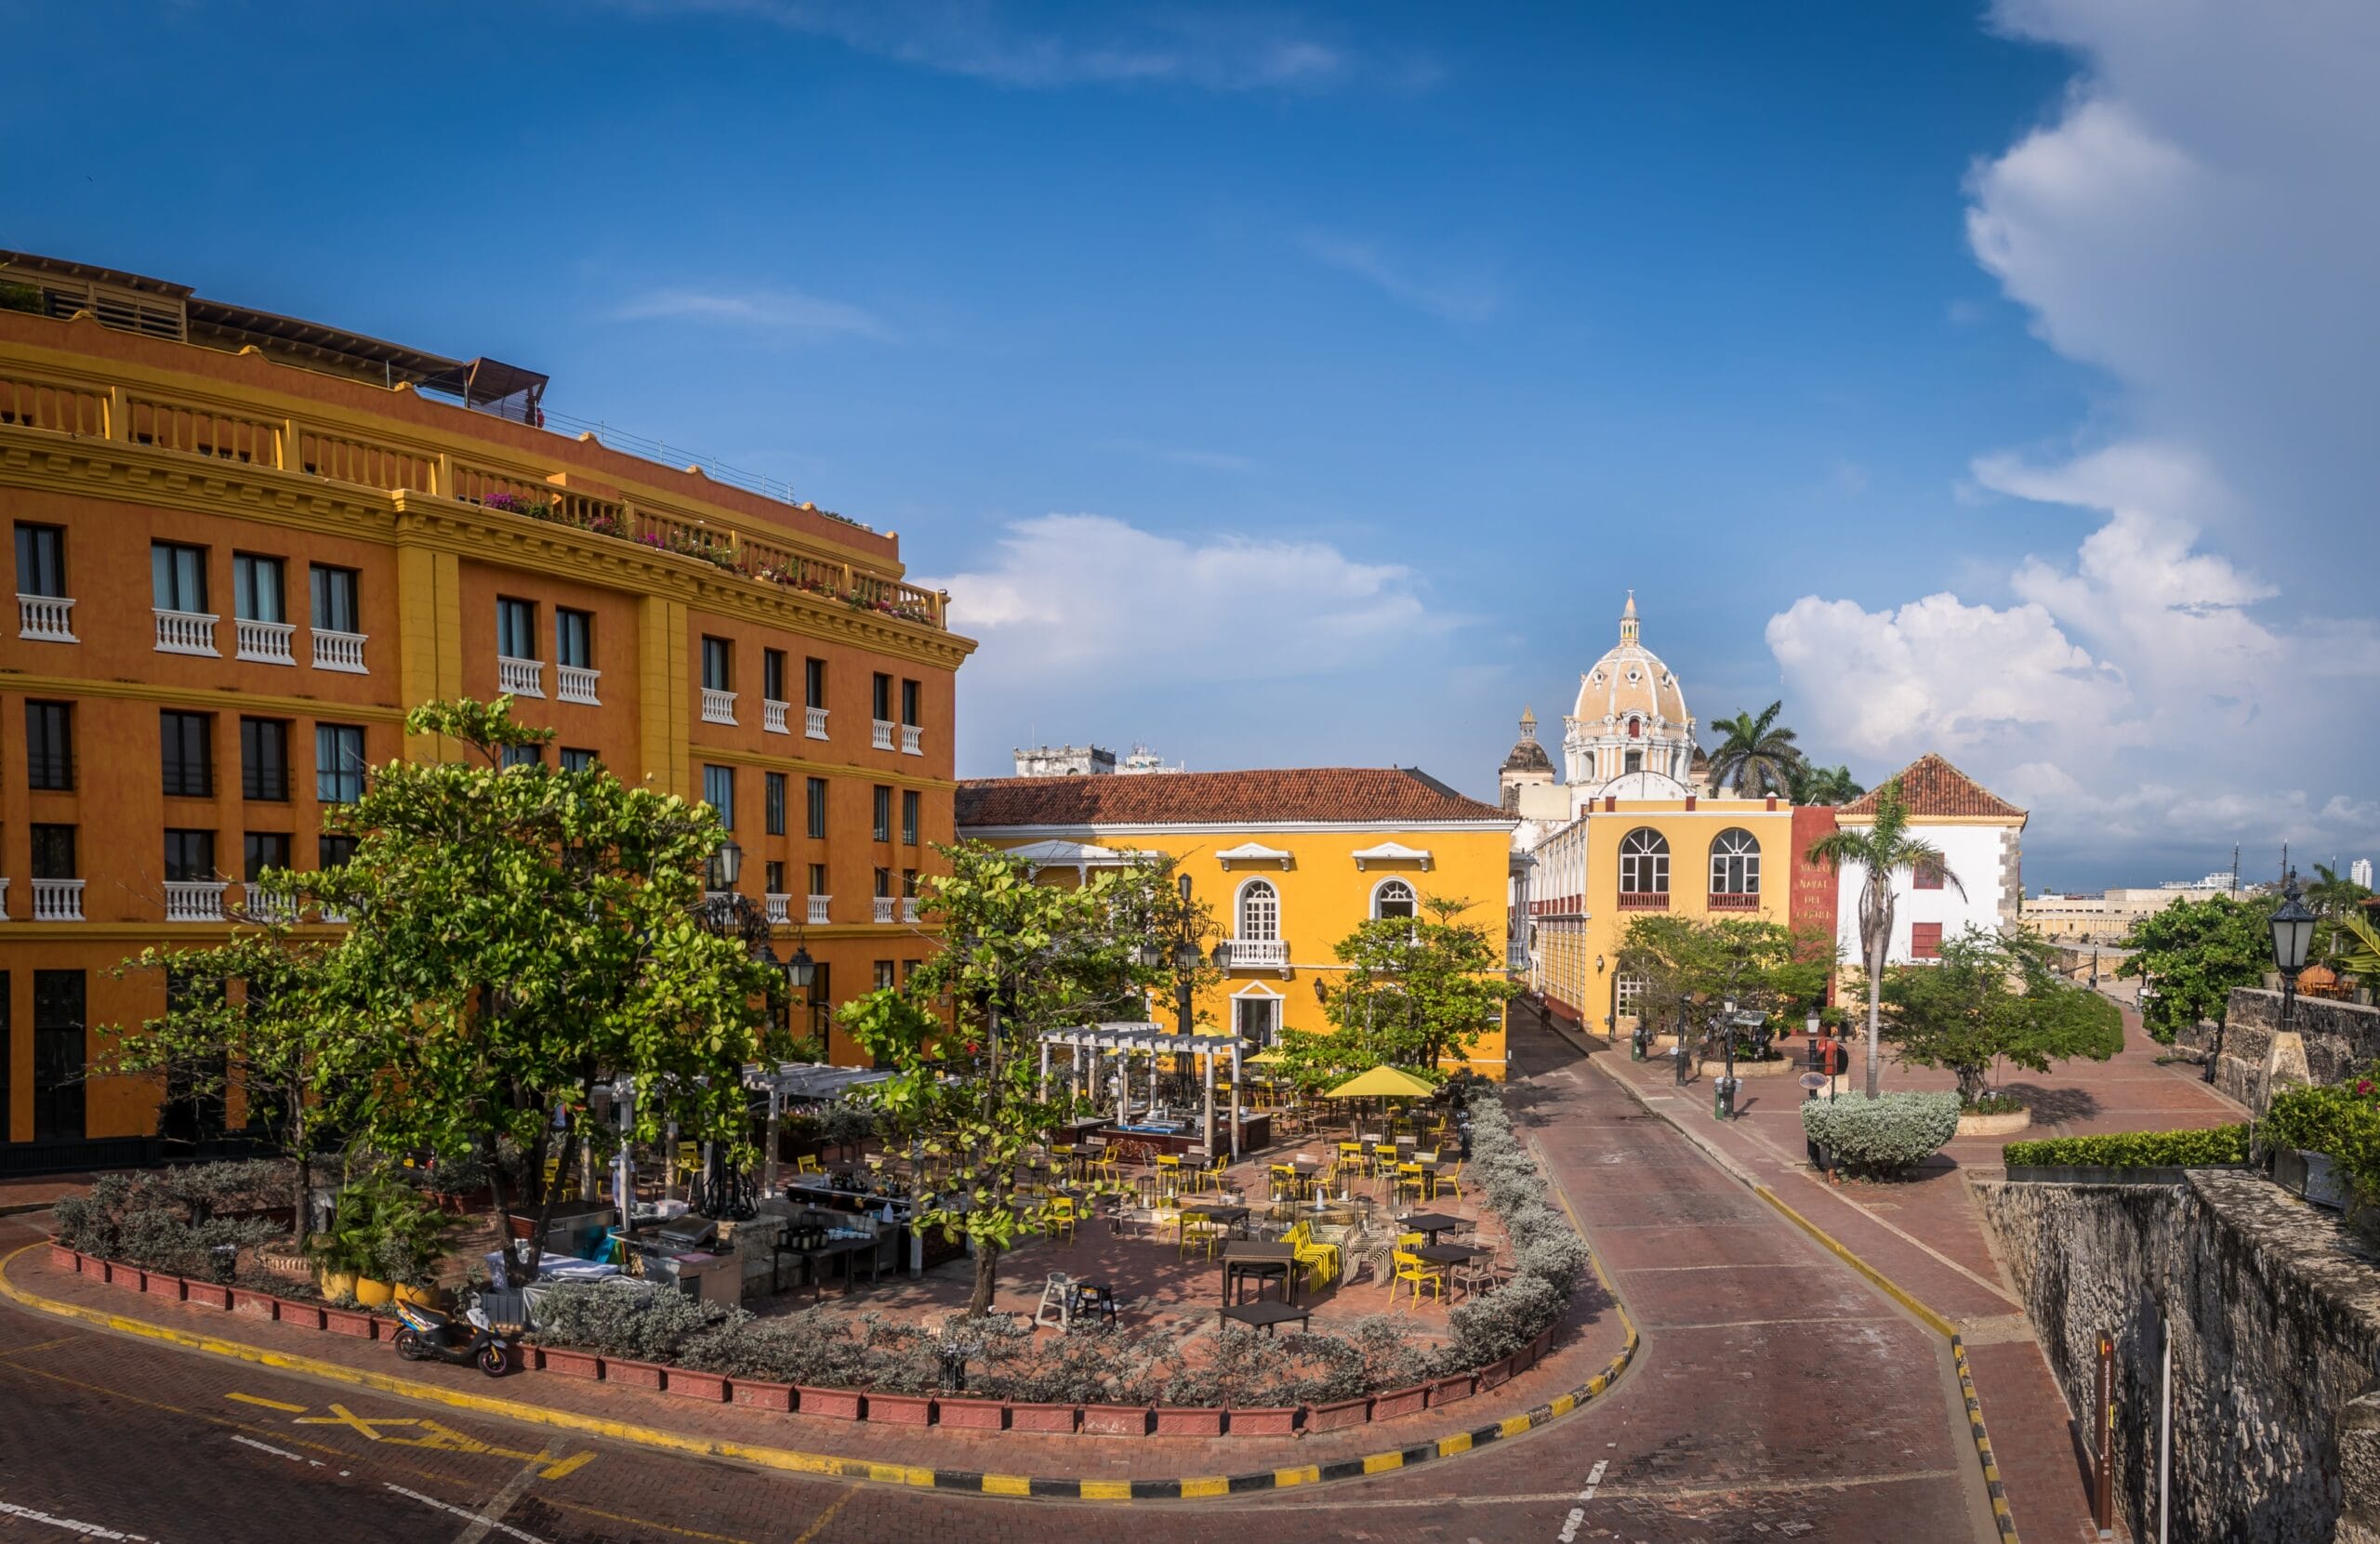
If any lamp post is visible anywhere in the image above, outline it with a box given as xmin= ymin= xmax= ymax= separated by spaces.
xmin=699 ymin=837 xmax=813 ymax=1213
xmin=2269 ymin=878 xmax=2317 ymax=1041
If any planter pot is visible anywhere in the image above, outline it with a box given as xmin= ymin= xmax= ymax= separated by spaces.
xmin=2305 ymin=1151 xmax=2352 ymax=1210
xmin=351 ymin=1277 xmax=396 ymax=1309
xmin=277 ymin=1298 xmax=325 ymax=1330
xmin=316 ymin=1268 xmax=357 ymax=1300
xmin=796 ymin=1385 xmax=864 ymax=1420
xmin=1370 ymin=1385 xmax=1428 ymax=1421
xmin=538 ymin=1348 xmax=602 ymax=1379
xmin=605 ymin=1358 xmax=666 ymax=1390
xmin=868 ymin=1392 xmax=933 ymax=1427
xmin=1006 ymin=1402 xmax=1078 ymax=1434
xmin=323 ymin=1306 xmax=377 ymax=1338
xmin=1510 ymin=1338 xmax=1538 ymax=1373
xmin=1228 ymin=1406 xmax=1298 ymax=1437
xmin=1428 ymin=1372 xmax=1476 ymax=1406
xmin=185 ymin=1281 xmax=232 ymax=1311
xmin=1153 ymin=1406 xmax=1223 ymax=1437
xmin=1956 ymin=1108 xmax=2033 ymax=1137
xmin=667 ymin=1369 xmax=729 ymax=1403
xmin=230 ymin=1287 xmax=280 ymax=1321
xmin=1531 ymin=1327 xmax=1556 ymax=1362
xmin=730 ymin=1379 xmax=795 ymax=1412
xmin=142 ymin=1273 xmax=187 ymax=1301
xmin=1474 ymin=1354 xmax=1515 ymax=1392
xmin=391 ymin=1282 xmax=444 ymax=1312
xmin=46 ymin=1243 xmax=76 ymax=1273
xmin=111 ymin=1265 xmax=144 ymax=1292
xmin=1302 ymin=1396 xmax=1371 ymax=1432
xmin=1082 ymin=1403 xmax=1151 ymax=1437
xmin=935 ymin=1397 xmax=1007 ymax=1431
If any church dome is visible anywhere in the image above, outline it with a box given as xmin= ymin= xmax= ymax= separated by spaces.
xmin=1501 ymin=706 xmax=1554 ymax=775
xmin=1571 ymin=592 xmax=1690 ymax=731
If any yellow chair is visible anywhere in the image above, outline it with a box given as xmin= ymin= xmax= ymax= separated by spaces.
xmin=675 ymin=1142 xmax=702 ymax=1184
xmin=1155 ymin=1154 xmax=1183 ymax=1198
xmin=1372 ymin=1144 xmax=1400 ymax=1175
xmin=1194 ymin=1155 xmax=1230 ymax=1195
xmin=795 ymin=1154 xmax=824 ymax=1176
xmin=1286 ymin=1221 xmax=1337 ymax=1289
xmin=1433 ymin=1160 xmax=1463 ymax=1201
xmin=1048 ymin=1195 xmax=1078 ymax=1245
xmin=1267 ymin=1163 xmax=1300 ymax=1202
xmin=1337 ymin=1141 xmax=1368 ymax=1177
xmin=1391 ymin=1248 xmax=1446 ymax=1306
xmin=1395 ymin=1163 xmax=1430 ymax=1205
xmin=1179 ymin=1216 xmax=1223 ymax=1260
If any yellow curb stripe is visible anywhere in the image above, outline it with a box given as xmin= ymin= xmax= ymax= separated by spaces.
xmin=1274 ymin=1464 xmax=1320 ymax=1488
xmin=1178 ymin=1476 xmax=1229 ymax=1498
xmin=980 ymin=1474 xmax=1031 ymax=1498
xmin=1498 ymin=1414 xmax=1534 ymax=1439
xmin=1435 ymin=1432 xmax=1472 ymax=1457
xmin=1078 ymin=1480 xmax=1132 ymax=1501
xmin=1362 ymin=1451 xmax=1404 ymax=1474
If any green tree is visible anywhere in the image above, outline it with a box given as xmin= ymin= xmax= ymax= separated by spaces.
xmin=1805 ymin=779 xmax=1957 ymax=1098
xmin=1614 ymin=914 xmax=1835 ymax=1054
xmin=2116 ymin=891 xmax=2279 ymax=1044
xmin=2307 ymin=864 xmax=2376 ymax=964
xmin=1706 ymin=702 xmax=1802 ymax=797
xmin=1289 ymin=894 xmax=1518 ymax=1085
xmin=1786 ymin=759 xmax=1866 ymax=806
xmin=1879 ymin=927 xmax=2122 ymax=1103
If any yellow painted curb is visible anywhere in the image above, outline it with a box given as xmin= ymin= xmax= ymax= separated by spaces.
xmin=1752 ymin=1184 xmax=1961 ymax=1339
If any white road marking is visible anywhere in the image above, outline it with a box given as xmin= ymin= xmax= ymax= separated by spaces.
xmin=0 ymin=1497 xmax=165 ymax=1541
xmin=227 ymin=1434 xmax=349 ymax=1476
xmin=382 ymin=1485 xmax=546 ymax=1544
xmin=1554 ymin=1458 xmax=1609 ymax=1543
xmin=452 ymin=1444 xmax=561 ymax=1544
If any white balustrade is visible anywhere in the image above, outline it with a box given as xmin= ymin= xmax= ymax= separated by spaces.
xmin=32 ymin=878 xmax=83 ymax=921
xmin=0 ymin=877 xmax=9 ymax=918
xmin=900 ymin=897 xmax=919 ymax=924
xmin=235 ymin=617 xmax=296 ymax=665
xmin=17 ymin=594 xmax=76 ymax=642
xmin=805 ymin=706 xmax=829 ymax=740
xmin=766 ymin=893 xmax=792 ymax=925
xmin=245 ymin=890 xmax=297 ymax=925
xmin=497 ymin=655 xmax=545 ymax=698
xmin=153 ymin=609 xmax=219 ymax=656
xmin=1224 ymin=937 xmax=1289 ymax=970
xmin=310 ymin=628 xmax=368 ymax=673
xmin=558 ymin=665 xmax=602 ymax=705
xmin=901 ymin=724 xmax=923 ymax=756
xmin=871 ymin=719 xmax=895 ymax=750
xmin=807 ymin=894 xmax=831 ymax=926
xmin=701 ymin=687 xmax=737 ymax=725
xmin=165 ymin=880 xmax=230 ymax=922
xmin=763 ymin=699 xmax=790 ymax=735
xmin=873 ymin=896 xmax=896 ymax=924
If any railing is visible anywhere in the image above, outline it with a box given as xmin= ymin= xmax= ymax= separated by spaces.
xmin=557 ymin=665 xmax=601 ymax=705
xmin=763 ymin=699 xmax=789 ymax=735
xmin=310 ymin=627 xmax=367 ymax=673
xmin=154 ymin=609 xmax=218 ymax=656
xmin=1617 ymin=891 xmax=1669 ymax=911
xmin=497 ymin=655 xmax=544 ymax=698
xmin=243 ymin=890 xmax=297 ymax=925
xmin=872 ymin=719 xmax=896 ymax=750
xmin=235 ymin=617 xmax=296 ymax=665
xmin=128 ymin=396 xmax=279 ymax=465
xmin=1223 ymin=938 xmax=1289 ymax=970
xmin=164 ymin=881 xmax=229 ymax=922
xmin=31 ymin=878 xmax=84 ymax=921
xmin=298 ymin=427 xmax=436 ymax=493
xmin=0 ymin=877 xmax=8 ymax=918
xmin=900 ymin=897 xmax=919 ymax=924
xmin=701 ymin=687 xmax=737 ymax=725
xmin=0 ymin=373 xmax=107 ymax=434
xmin=17 ymin=594 xmax=75 ymax=642
xmin=806 ymin=706 xmax=829 ymax=740
xmin=1706 ymin=891 xmax=1761 ymax=912
xmin=766 ymin=893 xmax=792 ymax=925
xmin=807 ymin=895 xmax=831 ymax=926
xmin=901 ymin=724 xmax=923 ymax=756
xmin=873 ymin=897 xmax=896 ymax=924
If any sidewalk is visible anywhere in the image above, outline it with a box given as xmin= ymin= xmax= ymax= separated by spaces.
xmin=0 ymin=1172 xmax=97 ymax=1217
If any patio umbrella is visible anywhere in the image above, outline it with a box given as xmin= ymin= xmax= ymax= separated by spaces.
xmin=1325 ymin=1065 xmax=1435 ymax=1099
xmin=1247 ymin=1049 xmax=1292 ymax=1065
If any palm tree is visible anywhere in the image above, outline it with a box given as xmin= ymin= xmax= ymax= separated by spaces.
xmin=2307 ymin=863 xmax=2375 ymax=964
xmin=1707 ymin=702 xmax=1801 ymax=797
xmin=1804 ymin=779 xmax=1960 ymax=1099
xmin=1787 ymin=759 xmax=1866 ymax=806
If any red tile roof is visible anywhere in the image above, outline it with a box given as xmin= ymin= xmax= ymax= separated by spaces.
xmin=1840 ymin=753 xmax=2026 ymax=821
xmin=956 ymin=768 xmax=1512 ymax=828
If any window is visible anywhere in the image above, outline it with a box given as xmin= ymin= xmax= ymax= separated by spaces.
xmin=152 ymin=541 xmax=207 ymax=613
xmin=872 ymin=785 xmax=892 ymax=841
xmin=241 ymin=719 xmax=290 ymax=801
xmin=765 ymin=860 xmax=786 ymax=895
xmin=702 ymin=636 xmax=733 ymax=691
xmin=874 ymin=866 xmax=892 ymax=899
xmin=1619 ymin=828 xmax=1671 ymax=895
xmin=902 ymin=867 xmax=918 ymax=898
xmin=806 ymin=777 xmax=828 ymax=839
xmin=164 ymin=829 xmax=217 ymax=882
xmin=318 ymin=834 xmax=357 ymax=870
xmin=232 ymin=554 xmax=285 ymax=623
xmin=30 ymin=825 xmax=75 ymax=880
xmin=806 ymin=961 xmax=832 ymax=1046
xmin=704 ymin=765 xmax=735 ymax=828
xmin=500 ymin=744 xmax=542 ymax=771
xmin=1623 ymin=749 xmax=1643 ymax=774
xmin=15 ymin=523 xmax=65 ymax=597
xmin=559 ymin=746 xmax=597 ymax=773
xmin=807 ymin=863 xmax=827 ymax=898
xmin=901 ymin=789 xmax=919 ymax=846
xmin=872 ymin=672 xmax=892 ymax=721
xmin=316 ymin=724 xmax=366 ymax=803
xmin=1234 ymin=994 xmax=1280 ymax=1049
xmin=555 ymin=608 xmax=593 ymax=669
xmin=33 ymin=970 xmax=86 ymax=1141
xmin=1709 ymin=828 xmax=1761 ymax=896
xmin=496 ymin=598 xmax=536 ymax=660
xmin=161 ymin=711 xmax=215 ymax=798
xmin=1238 ymin=879 xmax=1280 ymax=940
xmin=244 ymin=832 xmax=291 ymax=881
xmin=1913 ymin=859 xmax=1946 ymax=891
xmin=1911 ymin=921 xmax=1944 ymax=960
xmin=1628 ymin=717 xmax=1642 ymax=739
xmin=1372 ymin=878 xmax=1417 ymax=920
xmin=874 ymin=960 xmax=896 ymax=992
xmin=804 ymin=657 xmax=826 ymax=709
xmin=766 ymin=772 xmax=787 ymax=837
xmin=25 ymin=701 xmax=72 ymax=789
xmin=1615 ymin=973 xmax=1647 ymax=1017
xmin=900 ymin=679 xmax=919 ymax=728
xmin=310 ymin=564 xmax=360 ymax=633
xmin=763 ymin=650 xmax=787 ymax=702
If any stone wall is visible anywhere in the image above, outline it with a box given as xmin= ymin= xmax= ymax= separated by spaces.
xmin=2175 ymin=986 xmax=2380 ymax=1111
xmin=1978 ymin=1170 xmax=2380 ymax=1544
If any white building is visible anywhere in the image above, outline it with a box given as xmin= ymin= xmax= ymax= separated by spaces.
xmin=1012 ymin=742 xmax=1184 ymax=777
xmin=1832 ymin=754 xmax=2027 ymax=968
xmin=2356 ymin=858 xmax=2373 ymax=891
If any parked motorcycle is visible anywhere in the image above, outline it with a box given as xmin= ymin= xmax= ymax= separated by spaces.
xmin=390 ymin=1295 xmax=518 ymax=1378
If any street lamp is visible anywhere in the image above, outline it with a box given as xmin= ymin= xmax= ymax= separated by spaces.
xmin=711 ymin=836 xmax=743 ymax=889
xmin=2269 ymin=878 xmax=2317 ymax=1036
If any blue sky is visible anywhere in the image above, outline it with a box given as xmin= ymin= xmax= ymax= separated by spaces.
xmin=6 ymin=2 xmax=2373 ymax=889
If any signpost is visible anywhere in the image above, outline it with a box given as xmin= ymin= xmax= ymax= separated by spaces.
xmin=2096 ymin=1332 xmax=2116 ymax=1538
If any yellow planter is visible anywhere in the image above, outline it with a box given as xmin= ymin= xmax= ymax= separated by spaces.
xmin=316 ymin=1267 xmax=357 ymax=1300
xmin=391 ymin=1282 xmax=444 ymax=1311
xmin=352 ymin=1276 xmax=395 ymax=1308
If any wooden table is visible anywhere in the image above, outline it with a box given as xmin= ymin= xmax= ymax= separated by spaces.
xmin=1395 ymin=1211 xmax=1469 ymax=1242
xmin=1220 ymin=1241 xmax=1297 ymax=1306
xmin=1182 ymin=1203 xmax=1251 ymax=1239
xmin=1219 ymin=1300 xmax=1313 ymax=1337
xmin=1412 ymin=1241 xmax=1486 ymax=1267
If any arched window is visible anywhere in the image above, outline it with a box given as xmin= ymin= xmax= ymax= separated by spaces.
xmin=1372 ymin=878 xmax=1418 ymax=919
xmin=1710 ymin=828 xmax=1760 ymax=899
xmin=1619 ymin=828 xmax=1670 ymax=895
xmin=1237 ymin=878 xmax=1279 ymax=941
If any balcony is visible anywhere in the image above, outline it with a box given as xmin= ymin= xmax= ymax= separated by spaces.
xmin=165 ymin=880 xmax=229 ymax=922
xmin=1223 ymin=937 xmax=1289 ymax=970
xmin=872 ymin=719 xmax=896 ymax=751
xmin=701 ymin=687 xmax=737 ymax=725
xmin=311 ymin=627 xmax=368 ymax=673
xmin=244 ymin=890 xmax=297 ymax=925
xmin=32 ymin=878 xmax=83 ymax=921
xmin=235 ymin=617 xmax=296 ymax=665
xmin=806 ymin=706 xmax=829 ymax=740
xmin=1707 ymin=891 xmax=1761 ymax=912
xmin=1617 ymin=891 xmax=1670 ymax=911
xmin=873 ymin=896 xmax=896 ymax=924
xmin=763 ymin=699 xmax=790 ymax=735
xmin=557 ymin=665 xmax=602 ymax=706
xmin=0 ymin=877 xmax=8 ymax=917
xmin=807 ymin=894 xmax=831 ymax=926
xmin=154 ymin=608 xmax=219 ymax=656
xmin=766 ymin=893 xmax=792 ymax=925
xmin=900 ymin=897 xmax=919 ymax=924
xmin=497 ymin=655 xmax=544 ymax=698
xmin=17 ymin=594 xmax=75 ymax=642
xmin=901 ymin=724 xmax=923 ymax=757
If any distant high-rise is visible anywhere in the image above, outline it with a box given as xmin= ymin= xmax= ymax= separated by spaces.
xmin=2356 ymin=858 xmax=2374 ymax=890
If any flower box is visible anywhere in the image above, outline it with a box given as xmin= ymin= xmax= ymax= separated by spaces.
xmin=323 ymin=1306 xmax=377 ymax=1338
xmin=796 ymin=1385 xmax=863 ymax=1420
xmin=1228 ymin=1406 xmax=1298 ymax=1436
xmin=277 ymin=1298 xmax=324 ymax=1330
xmin=667 ymin=1368 xmax=729 ymax=1402
xmin=1303 ymin=1396 xmax=1370 ymax=1432
xmin=1429 ymin=1372 xmax=1476 ymax=1406
xmin=935 ymin=1397 xmax=1006 ymax=1431
xmin=46 ymin=1243 xmax=76 ymax=1273
xmin=142 ymin=1273 xmax=187 ymax=1301
xmin=1006 ymin=1402 xmax=1077 ymax=1433
xmin=730 ymin=1379 xmax=794 ymax=1411
xmin=230 ymin=1287 xmax=279 ymax=1321
xmin=868 ymin=1392 xmax=933 ymax=1427
xmin=1370 ymin=1384 xmax=1428 ymax=1421
xmin=605 ymin=1357 xmax=666 ymax=1390
xmin=538 ymin=1348 xmax=602 ymax=1380
xmin=1082 ymin=1403 xmax=1150 ymax=1437
xmin=1153 ymin=1406 xmax=1223 ymax=1436
xmin=111 ymin=1265 xmax=144 ymax=1292
xmin=1474 ymin=1354 xmax=1514 ymax=1392
xmin=1532 ymin=1326 xmax=1556 ymax=1362
xmin=185 ymin=1281 xmax=232 ymax=1311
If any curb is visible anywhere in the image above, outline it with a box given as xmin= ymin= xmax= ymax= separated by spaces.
xmin=0 ymin=1242 xmax=1637 ymax=1504
xmin=1953 ymin=1334 xmax=2020 ymax=1543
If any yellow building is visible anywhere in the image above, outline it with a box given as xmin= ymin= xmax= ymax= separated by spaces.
xmin=957 ymin=767 xmax=1517 ymax=1077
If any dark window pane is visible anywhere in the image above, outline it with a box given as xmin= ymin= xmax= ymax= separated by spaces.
xmin=232 ymin=554 xmax=285 ymax=624
xmin=763 ymin=650 xmax=786 ymax=702
xmin=872 ymin=673 xmax=892 ymax=720
xmin=499 ymin=743 xmax=542 ymax=771
xmin=318 ymin=834 xmax=358 ymax=869
xmin=766 ymin=772 xmax=787 ymax=837
xmin=30 ymin=825 xmax=75 ymax=879
xmin=806 ymin=777 xmax=827 ymax=839
xmin=15 ymin=524 xmax=65 ymax=598
xmin=152 ymin=542 xmax=207 ymax=612
xmin=872 ymin=785 xmax=892 ymax=841
xmin=496 ymin=598 xmax=536 ymax=659
xmin=244 ymin=832 xmax=291 ymax=881
xmin=704 ymin=765 xmax=734 ymax=829
xmin=316 ymin=725 xmax=366 ymax=803
xmin=556 ymin=609 xmax=592 ymax=668
xmin=559 ymin=746 xmax=597 ymax=772
xmin=33 ymin=970 xmax=86 ymax=1141
xmin=161 ymin=711 xmax=215 ymax=798
xmin=702 ymin=636 xmax=732 ymax=691
xmin=805 ymin=657 xmax=826 ymax=708
xmin=164 ymin=828 xmax=217 ymax=882
xmin=901 ymin=679 xmax=919 ymax=727
xmin=241 ymin=719 xmax=290 ymax=801
xmin=25 ymin=701 xmax=73 ymax=790
xmin=310 ymin=565 xmax=359 ymax=632
xmin=901 ymin=790 xmax=919 ymax=846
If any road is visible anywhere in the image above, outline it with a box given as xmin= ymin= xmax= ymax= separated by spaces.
xmin=0 ymin=1019 xmax=1995 ymax=1544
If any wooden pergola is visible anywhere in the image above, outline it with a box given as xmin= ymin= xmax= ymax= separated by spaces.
xmin=1036 ymin=1022 xmax=1248 ymax=1160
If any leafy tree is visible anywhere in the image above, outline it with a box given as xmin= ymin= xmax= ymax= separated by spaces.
xmin=1787 ymin=759 xmax=1866 ymax=806
xmin=1878 ymin=927 xmax=2122 ymax=1103
xmin=2307 ymin=864 xmax=2376 ymax=964
xmin=2116 ymin=891 xmax=2279 ymax=1044
xmin=1286 ymin=894 xmax=1518 ymax=1087
xmin=1805 ymin=779 xmax=1957 ymax=1098
xmin=1614 ymin=914 xmax=1834 ymax=1054
xmin=1706 ymin=702 xmax=1801 ymax=797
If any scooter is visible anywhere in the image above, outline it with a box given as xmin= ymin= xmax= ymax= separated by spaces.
xmin=391 ymin=1295 xmax=518 ymax=1378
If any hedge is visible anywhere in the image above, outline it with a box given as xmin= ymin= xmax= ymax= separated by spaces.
xmin=2262 ymin=1074 xmax=2380 ymax=1203
xmin=1800 ymin=1091 xmax=1962 ymax=1175
xmin=2002 ymin=1126 xmax=2249 ymax=1169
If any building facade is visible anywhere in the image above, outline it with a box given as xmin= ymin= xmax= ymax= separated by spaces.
xmin=1831 ymin=755 xmax=2025 ymax=967
xmin=0 ymin=254 xmax=972 ymax=1164
xmin=957 ymin=767 xmax=1516 ymax=1077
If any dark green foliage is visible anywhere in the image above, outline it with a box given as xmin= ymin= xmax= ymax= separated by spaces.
xmin=2002 ymin=1126 xmax=2250 ymax=1168
xmin=2116 ymin=893 xmax=2279 ymax=1044
xmin=1880 ymin=927 xmax=2122 ymax=1102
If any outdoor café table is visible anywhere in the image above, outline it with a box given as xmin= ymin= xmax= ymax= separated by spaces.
xmin=1395 ymin=1212 xmax=1468 ymax=1243
xmin=1221 ymin=1241 xmax=1298 ymax=1306
xmin=1183 ymin=1202 xmax=1251 ymax=1239
xmin=1219 ymin=1300 xmax=1314 ymax=1337
xmin=791 ymin=1232 xmax=885 ymax=1296
xmin=1411 ymin=1241 xmax=1487 ymax=1269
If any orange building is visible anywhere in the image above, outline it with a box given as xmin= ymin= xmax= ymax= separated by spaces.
xmin=0 ymin=252 xmax=973 ymax=1168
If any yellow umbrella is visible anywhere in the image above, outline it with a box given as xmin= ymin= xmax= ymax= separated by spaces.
xmin=1247 ymin=1049 xmax=1292 ymax=1065
xmin=1325 ymin=1065 xmax=1435 ymax=1099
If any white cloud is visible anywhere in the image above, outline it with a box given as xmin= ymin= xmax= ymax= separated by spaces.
xmin=1296 ymin=231 xmax=1501 ymax=323
xmin=613 ymin=286 xmax=891 ymax=339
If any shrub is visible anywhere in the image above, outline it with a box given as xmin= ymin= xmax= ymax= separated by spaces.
xmin=53 ymin=1164 xmax=291 ymax=1282
xmin=1800 ymin=1092 xmax=1962 ymax=1175
xmin=2002 ymin=1126 xmax=2250 ymax=1169
xmin=2263 ymin=1074 xmax=2380 ymax=1201
xmin=1447 ymin=1273 xmax=1562 ymax=1366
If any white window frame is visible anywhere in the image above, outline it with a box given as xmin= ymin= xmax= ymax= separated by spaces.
xmin=1235 ymin=878 xmax=1280 ymax=942
xmin=1709 ymin=827 xmax=1761 ymax=896
xmin=1619 ymin=828 xmax=1670 ymax=894
xmin=1371 ymin=878 xmax=1418 ymax=920
xmin=1230 ymin=982 xmax=1284 ymax=1048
